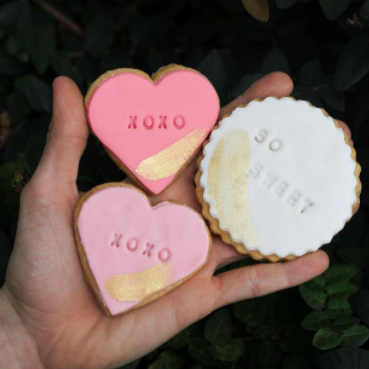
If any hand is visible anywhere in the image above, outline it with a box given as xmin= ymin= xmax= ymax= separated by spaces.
xmin=2 ymin=72 xmax=349 ymax=369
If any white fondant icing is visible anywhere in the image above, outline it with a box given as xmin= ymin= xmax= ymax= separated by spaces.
xmin=200 ymin=97 xmax=358 ymax=258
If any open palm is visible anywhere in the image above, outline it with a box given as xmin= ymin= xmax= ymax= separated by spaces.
xmin=1 ymin=72 xmax=342 ymax=369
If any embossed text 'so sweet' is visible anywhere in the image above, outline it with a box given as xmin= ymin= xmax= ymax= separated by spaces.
xmin=85 ymin=65 xmax=220 ymax=195
xmin=196 ymin=97 xmax=361 ymax=261
xmin=74 ymin=183 xmax=211 ymax=316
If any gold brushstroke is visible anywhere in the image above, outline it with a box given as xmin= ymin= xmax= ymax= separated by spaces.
xmin=208 ymin=130 xmax=260 ymax=245
xmin=105 ymin=264 xmax=171 ymax=302
xmin=136 ymin=128 xmax=205 ymax=180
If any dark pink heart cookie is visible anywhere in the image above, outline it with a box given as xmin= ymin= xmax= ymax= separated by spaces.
xmin=85 ymin=65 xmax=220 ymax=195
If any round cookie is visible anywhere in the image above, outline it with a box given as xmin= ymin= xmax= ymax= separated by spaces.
xmin=85 ymin=64 xmax=220 ymax=196
xmin=74 ymin=183 xmax=211 ymax=316
xmin=196 ymin=97 xmax=361 ymax=262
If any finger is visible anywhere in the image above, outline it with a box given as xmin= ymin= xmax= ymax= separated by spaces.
xmin=214 ymin=250 xmax=329 ymax=309
xmin=31 ymin=77 xmax=89 ymax=186
xmin=207 ymin=238 xmax=247 ymax=270
xmin=221 ymin=72 xmax=294 ymax=117
xmin=337 ymin=120 xmax=351 ymax=139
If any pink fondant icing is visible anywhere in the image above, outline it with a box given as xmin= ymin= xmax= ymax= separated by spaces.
xmin=86 ymin=69 xmax=220 ymax=194
xmin=77 ymin=185 xmax=210 ymax=316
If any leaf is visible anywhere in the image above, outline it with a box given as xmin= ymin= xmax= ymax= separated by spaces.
xmin=360 ymin=0 xmax=369 ymax=20
xmin=5 ymin=36 xmax=18 ymax=56
xmin=258 ymin=341 xmax=283 ymax=368
xmin=321 ymin=90 xmax=346 ymax=112
xmin=204 ymin=308 xmax=231 ymax=343
xmin=0 ymin=160 xmax=24 ymax=192
xmin=327 ymin=299 xmax=353 ymax=319
xmin=148 ymin=351 xmax=184 ymax=369
xmin=301 ymin=311 xmax=331 ymax=331
xmin=299 ymin=284 xmax=327 ymax=310
xmin=167 ymin=329 xmax=190 ymax=350
xmin=283 ymin=355 xmax=311 ymax=369
xmin=228 ymin=73 xmax=264 ymax=101
xmin=335 ymin=34 xmax=369 ymax=91
xmin=313 ymin=328 xmax=342 ymax=350
xmin=232 ymin=296 xmax=273 ymax=327
xmin=254 ymin=324 xmax=276 ymax=340
xmin=261 ymin=47 xmax=290 ymax=75
xmin=50 ymin=51 xmax=72 ymax=75
xmin=292 ymin=85 xmax=322 ymax=107
xmin=325 ymin=264 xmax=356 ymax=286
xmin=327 ymin=281 xmax=358 ymax=300
xmin=276 ymin=0 xmax=298 ymax=9
xmin=0 ymin=50 xmax=26 ymax=76
xmin=341 ymin=324 xmax=369 ymax=348
xmin=351 ymin=289 xmax=369 ymax=327
xmin=188 ymin=338 xmax=217 ymax=367
xmin=197 ymin=49 xmax=227 ymax=105
xmin=242 ymin=0 xmax=269 ymax=22
xmin=0 ymin=226 xmax=10 ymax=255
xmin=24 ymin=135 xmax=45 ymax=174
xmin=318 ymin=348 xmax=369 ymax=369
xmin=24 ymin=75 xmax=52 ymax=113
xmin=84 ymin=15 xmax=115 ymax=58
xmin=332 ymin=316 xmax=360 ymax=331
xmin=210 ymin=339 xmax=244 ymax=362
xmin=0 ymin=0 xmax=21 ymax=27
xmin=29 ymin=20 xmax=56 ymax=74
xmin=319 ymin=0 xmax=350 ymax=21
xmin=299 ymin=59 xmax=324 ymax=86
xmin=305 ymin=274 xmax=327 ymax=291
xmin=31 ymin=53 xmax=48 ymax=75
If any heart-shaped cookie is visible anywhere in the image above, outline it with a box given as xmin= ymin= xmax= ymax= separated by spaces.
xmin=74 ymin=183 xmax=211 ymax=316
xmin=85 ymin=65 xmax=220 ymax=195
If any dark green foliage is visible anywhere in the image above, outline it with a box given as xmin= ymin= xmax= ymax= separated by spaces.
xmin=318 ymin=348 xmax=369 ymax=369
xmin=301 ymin=311 xmax=331 ymax=331
xmin=313 ymin=328 xmax=342 ymax=350
xmin=335 ymin=34 xmax=369 ymax=91
xmin=340 ymin=325 xmax=369 ymax=347
xmin=1 ymin=0 xmax=369 ymax=368
xmin=24 ymin=135 xmax=44 ymax=174
xmin=319 ymin=0 xmax=350 ymax=21
xmin=299 ymin=265 xmax=369 ymax=351
xmin=24 ymin=75 xmax=52 ymax=113
xmin=261 ymin=47 xmax=290 ymax=75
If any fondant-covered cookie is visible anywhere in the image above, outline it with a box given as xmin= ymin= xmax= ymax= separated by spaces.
xmin=85 ymin=65 xmax=220 ymax=195
xmin=74 ymin=183 xmax=211 ymax=316
xmin=196 ymin=97 xmax=361 ymax=262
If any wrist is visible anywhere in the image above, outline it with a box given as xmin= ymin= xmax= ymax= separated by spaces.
xmin=0 ymin=286 xmax=44 ymax=369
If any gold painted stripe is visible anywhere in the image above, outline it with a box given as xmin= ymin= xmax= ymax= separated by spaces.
xmin=208 ymin=130 xmax=260 ymax=245
xmin=105 ymin=264 xmax=170 ymax=302
xmin=136 ymin=128 xmax=206 ymax=180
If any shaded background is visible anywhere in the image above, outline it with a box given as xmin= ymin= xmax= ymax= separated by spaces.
xmin=1 ymin=0 xmax=369 ymax=368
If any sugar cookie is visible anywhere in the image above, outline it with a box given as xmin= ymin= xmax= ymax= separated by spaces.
xmin=196 ymin=97 xmax=361 ymax=262
xmin=85 ymin=65 xmax=220 ymax=195
xmin=74 ymin=183 xmax=211 ymax=316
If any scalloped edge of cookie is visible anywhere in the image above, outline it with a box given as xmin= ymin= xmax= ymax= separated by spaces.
xmin=74 ymin=182 xmax=212 ymax=316
xmin=84 ymin=64 xmax=220 ymax=196
xmin=195 ymin=96 xmax=361 ymax=263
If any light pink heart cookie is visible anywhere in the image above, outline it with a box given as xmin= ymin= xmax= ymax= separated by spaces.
xmin=85 ymin=65 xmax=220 ymax=195
xmin=74 ymin=183 xmax=211 ymax=316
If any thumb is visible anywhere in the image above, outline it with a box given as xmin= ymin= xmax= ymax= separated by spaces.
xmin=31 ymin=77 xmax=89 ymax=187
